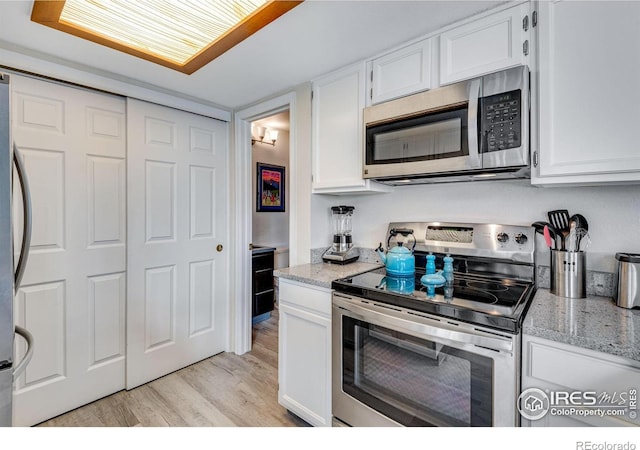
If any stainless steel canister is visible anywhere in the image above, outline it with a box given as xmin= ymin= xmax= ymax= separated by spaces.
xmin=550 ymin=250 xmax=586 ymax=299
xmin=615 ymin=253 xmax=640 ymax=309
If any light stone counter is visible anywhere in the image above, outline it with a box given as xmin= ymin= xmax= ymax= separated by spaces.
xmin=274 ymin=262 xmax=382 ymax=289
xmin=523 ymin=289 xmax=640 ymax=363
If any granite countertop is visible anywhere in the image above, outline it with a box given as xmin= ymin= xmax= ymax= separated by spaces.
xmin=523 ymin=289 xmax=640 ymax=363
xmin=274 ymin=262 xmax=382 ymax=289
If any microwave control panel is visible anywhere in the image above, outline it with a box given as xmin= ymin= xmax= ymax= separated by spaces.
xmin=480 ymin=89 xmax=521 ymax=153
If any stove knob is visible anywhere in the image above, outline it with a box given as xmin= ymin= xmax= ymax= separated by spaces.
xmin=496 ymin=232 xmax=509 ymax=243
xmin=515 ymin=233 xmax=528 ymax=245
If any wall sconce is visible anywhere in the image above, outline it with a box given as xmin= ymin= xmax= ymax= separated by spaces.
xmin=252 ymin=126 xmax=278 ymax=146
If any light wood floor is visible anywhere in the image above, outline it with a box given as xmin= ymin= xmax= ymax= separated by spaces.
xmin=37 ymin=308 xmax=308 ymax=427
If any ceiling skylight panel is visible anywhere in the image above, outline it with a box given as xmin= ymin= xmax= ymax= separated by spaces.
xmin=32 ymin=0 xmax=302 ymax=73
xmin=59 ymin=0 xmax=269 ymax=64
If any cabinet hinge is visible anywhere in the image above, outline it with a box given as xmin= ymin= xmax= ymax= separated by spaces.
xmin=523 ymin=40 xmax=529 ymax=56
xmin=370 ymin=70 xmax=374 ymax=100
xmin=311 ymin=90 xmax=314 ymax=101
xmin=533 ymin=151 xmax=539 ymax=168
xmin=532 ymin=10 xmax=538 ymax=28
xmin=523 ymin=15 xmax=529 ymax=32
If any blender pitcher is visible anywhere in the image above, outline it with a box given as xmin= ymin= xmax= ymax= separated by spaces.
xmin=322 ymin=206 xmax=359 ymax=264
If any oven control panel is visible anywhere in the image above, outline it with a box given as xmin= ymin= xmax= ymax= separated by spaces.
xmin=495 ymin=231 xmax=529 ymax=244
xmin=386 ymin=222 xmax=535 ymax=264
xmin=479 ymin=227 xmax=532 ymax=253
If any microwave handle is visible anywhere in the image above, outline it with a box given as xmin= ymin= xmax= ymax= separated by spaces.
xmin=467 ymin=78 xmax=482 ymax=167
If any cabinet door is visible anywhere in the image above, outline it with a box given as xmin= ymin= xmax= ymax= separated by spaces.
xmin=439 ymin=3 xmax=530 ymax=85
xmin=253 ymin=289 xmax=274 ymax=317
xmin=252 ymin=252 xmax=274 ymax=317
xmin=370 ymin=39 xmax=432 ymax=104
xmin=278 ymin=302 xmax=331 ymax=427
xmin=521 ymin=335 xmax=640 ymax=427
xmin=311 ymin=63 xmax=391 ymax=194
xmin=534 ymin=1 xmax=640 ymax=183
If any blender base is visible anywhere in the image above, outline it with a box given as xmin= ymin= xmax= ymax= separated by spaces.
xmin=322 ymin=247 xmax=359 ymax=264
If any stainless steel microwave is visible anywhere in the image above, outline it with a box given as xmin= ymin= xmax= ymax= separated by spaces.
xmin=363 ymin=66 xmax=530 ymax=185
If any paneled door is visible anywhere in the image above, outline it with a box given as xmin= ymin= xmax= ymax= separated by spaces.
xmin=11 ymin=75 xmax=126 ymax=426
xmin=126 ymin=99 xmax=228 ymax=389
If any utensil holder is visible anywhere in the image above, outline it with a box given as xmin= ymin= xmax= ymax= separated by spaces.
xmin=550 ymin=250 xmax=586 ymax=299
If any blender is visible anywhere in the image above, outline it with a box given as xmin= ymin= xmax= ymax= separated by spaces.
xmin=322 ymin=206 xmax=359 ymax=264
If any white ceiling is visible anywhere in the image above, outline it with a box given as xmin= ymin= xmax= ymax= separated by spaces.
xmin=0 ymin=0 xmax=504 ymax=110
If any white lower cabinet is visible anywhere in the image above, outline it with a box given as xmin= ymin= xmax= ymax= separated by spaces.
xmin=278 ymin=279 xmax=332 ymax=426
xmin=521 ymin=335 xmax=640 ymax=427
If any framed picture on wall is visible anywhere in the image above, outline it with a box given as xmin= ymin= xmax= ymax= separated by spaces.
xmin=257 ymin=162 xmax=285 ymax=212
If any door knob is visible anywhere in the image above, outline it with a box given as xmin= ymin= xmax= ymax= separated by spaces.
xmin=216 ymin=244 xmax=223 ymax=252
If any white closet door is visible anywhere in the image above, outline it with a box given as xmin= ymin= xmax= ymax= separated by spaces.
xmin=11 ymin=75 xmax=126 ymax=426
xmin=126 ymin=99 xmax=228 ymax=389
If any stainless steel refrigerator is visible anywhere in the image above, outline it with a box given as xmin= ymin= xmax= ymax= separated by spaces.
xmin=0 ymin=72 xmax=34 ymax=427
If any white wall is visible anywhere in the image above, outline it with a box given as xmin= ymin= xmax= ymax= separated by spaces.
xmin=310 ymin=180 xmax=640 ymax=272
xmin=252 ymin=130 xmax=290 ymax=248
xmin=311 ymin=194 xmax=345 ymax=246
xmin=0 ymin=47 xmax=230 ymax=120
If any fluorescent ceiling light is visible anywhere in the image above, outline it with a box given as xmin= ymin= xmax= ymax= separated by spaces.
xmin=58 ymin=0 xmax=270 ymax=65
xmin=31 ymin=0 xmax=303 ymax=74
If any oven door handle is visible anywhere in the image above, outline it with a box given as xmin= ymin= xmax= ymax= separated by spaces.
xmin=333 ymin=295 xmax=513 ymax=353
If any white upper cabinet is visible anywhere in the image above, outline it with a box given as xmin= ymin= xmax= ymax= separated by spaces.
xmin=368 ymin=39 xmax=433 ymax=105
xmin=311 ymin=62 xmax=391 ymax=194
xmin=532 ymin=0 xmax=640 ymax=185
xmin=439 ymin=2 xmax=531 ymax=85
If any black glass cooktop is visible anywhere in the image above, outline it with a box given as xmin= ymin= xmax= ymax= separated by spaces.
xmin=331 ymin=268 xmax=536 ymax=333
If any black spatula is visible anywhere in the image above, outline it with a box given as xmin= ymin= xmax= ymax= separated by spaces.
xmin=547 ymin=209 xmax=570 ymax=250
xmin=531 ymin=221 xmax=560 ymax=249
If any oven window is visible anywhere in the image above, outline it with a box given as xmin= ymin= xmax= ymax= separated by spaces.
xmin=342 ymin=316 xmax=493 ymax=427
xmin=365 ymin=105 xmax=469 ymax=165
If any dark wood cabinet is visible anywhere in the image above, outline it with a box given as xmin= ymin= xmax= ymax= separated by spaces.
xmin=252 ymin=248 xmax=275 ymax=318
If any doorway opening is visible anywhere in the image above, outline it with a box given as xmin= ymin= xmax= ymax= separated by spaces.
xmin=232 ymin=90 xmax=303 ymax=356
xmin=250 ymin=111 xmax=290 ymax=329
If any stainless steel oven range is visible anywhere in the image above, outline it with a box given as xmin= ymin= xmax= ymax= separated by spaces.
xmin=331 ymin=222 xmax=536 ymax=427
